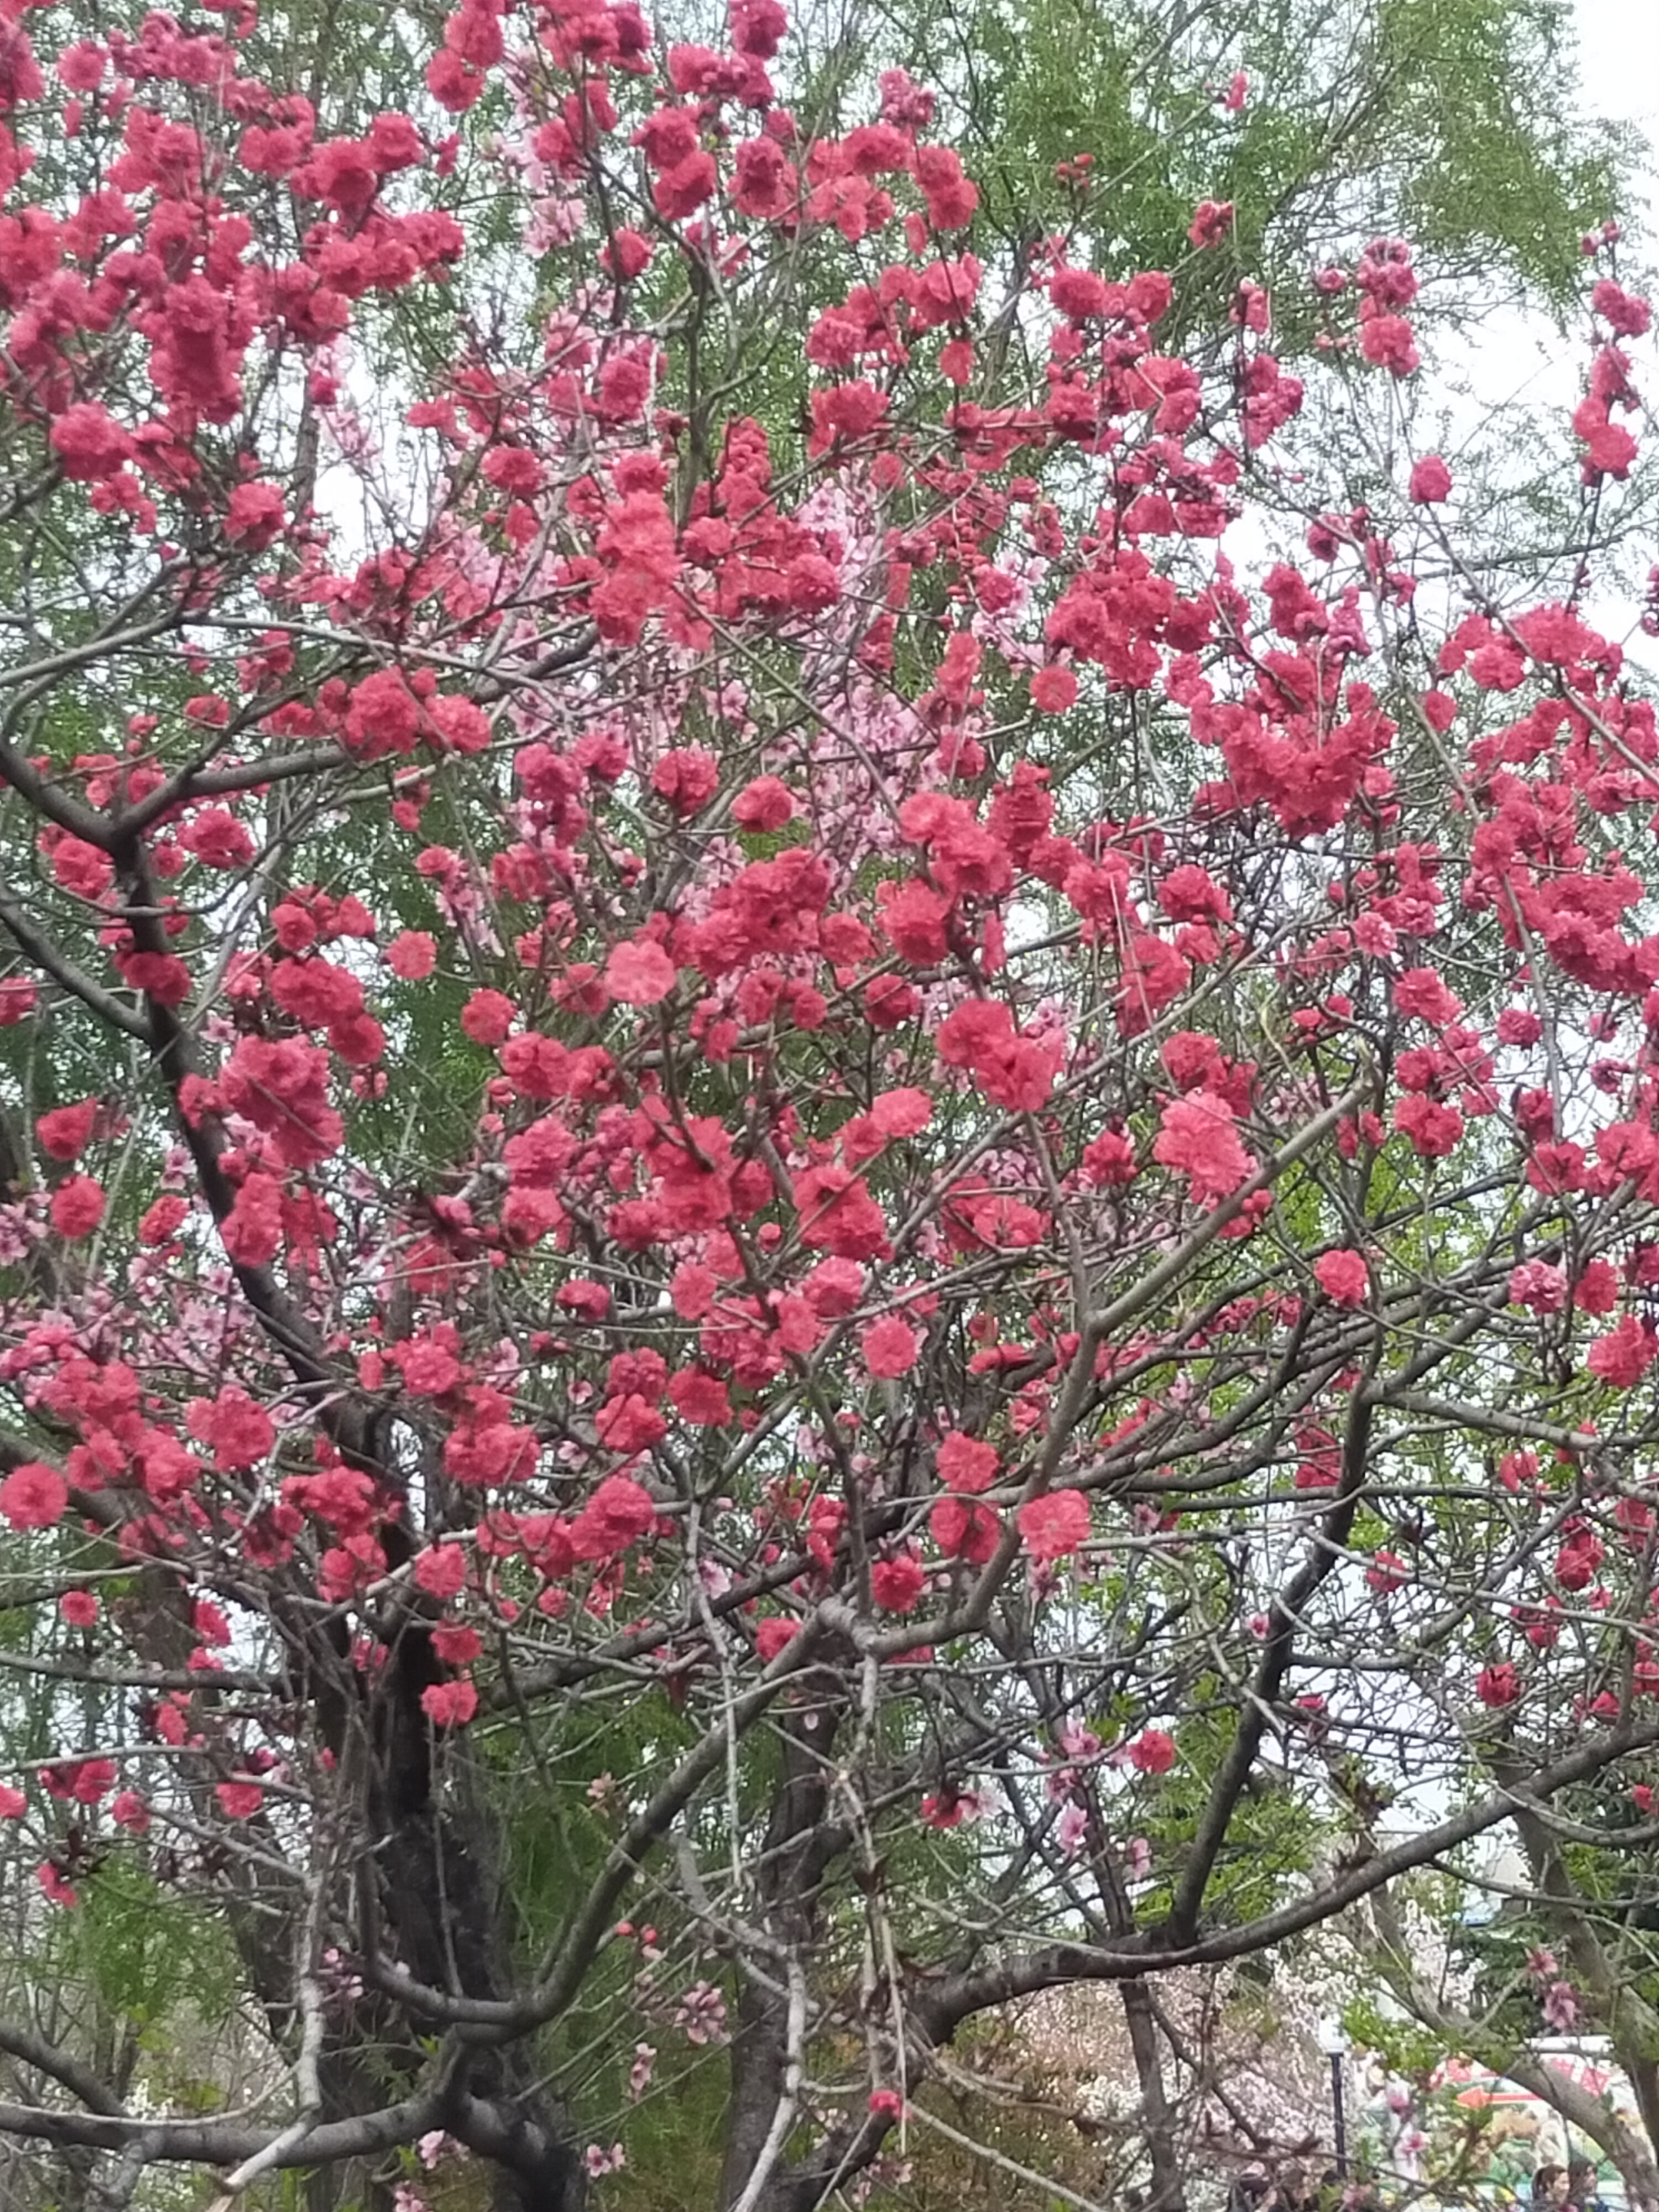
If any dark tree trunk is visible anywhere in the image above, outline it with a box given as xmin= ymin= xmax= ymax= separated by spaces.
xmin=356 ymin=1598 xmax=586 ymax=2212
xmin=719 ymin=1690 xmax=843 ymax=2210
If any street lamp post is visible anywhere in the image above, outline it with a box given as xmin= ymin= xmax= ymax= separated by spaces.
xmin=1319 ymin=2019 xmax=1349 ymax=2181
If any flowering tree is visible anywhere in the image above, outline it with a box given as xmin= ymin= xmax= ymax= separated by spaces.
xmin=0 ymin=3 xmax=1656 ymax=2210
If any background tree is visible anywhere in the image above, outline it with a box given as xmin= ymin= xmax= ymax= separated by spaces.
xmin=905 ymin=0 xmax=1636 ymax=328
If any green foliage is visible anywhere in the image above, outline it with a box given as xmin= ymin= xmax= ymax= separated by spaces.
xmin=1345 ymin=1989 xmax=1451 ymax=2086
xmin=606 ymin=2059 xmax=730 ymax=2212
xmin=55 ymin=1857 xmax=242 ymax=2039
xmin=906 ymin=0 xmax=1636 ymax=336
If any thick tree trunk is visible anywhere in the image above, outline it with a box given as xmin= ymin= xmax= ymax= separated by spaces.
xmin=362 ymin=1610 xmax=586 ymax=2212
xmin=719 ymin=1692 xmax=843 ymax=2211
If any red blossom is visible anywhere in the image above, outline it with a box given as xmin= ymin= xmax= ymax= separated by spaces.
xmin=49 ymin=1176 xmax=105 ymax=1240
xmin=755 ymin=1616 xmax=799 ymax=1662
xmin=421 ymin=1679 xmax=479 ymax=1727
xmin=0 ymin=19 xmax=1652 ymax=2187
xmin=1030 ymin=665 xmax=1078 ymax=712
xmin=732 ymin=775 xmax=796 ymax=830
xmin=187 ymin=1389 xmax=276 ymax=1472
xmin=36 ymin=1100 xmax=97 ymax=1162
xmin=572 ymin=1474 xmax=656 ymax=1556
xmin=1187 ymin=199 xmax=1234 ymax=249
xmin=415 ymin=1545 xmax=468 ymax=1600
xmin=225 ymin=482 xmax=286 ymax=550
xmin=1477 ymin=1662 xmax=1521 ymax=1708
xmin=1394 ymin=1095 xmax=1463 ymax=1158
xmin=387 ymin=931 xmax=437 ymax=979
xmin=936 ymin=1432 xmax=1000 ymax=1493
xmin=462 ymin=990 xmax=516 ymax=1045
xmin=931 ymin=1493 xmax=1001 ymax=1562
xmin=38 ymin=1865 xmax=78 ymax=1909
xmin=1588 ymin=1314 xmax=1658 ymax=1390
xmin=49 ymin=403 xmax=135 ymax=482
xmin=870 ymin=1553 xmax=927 ymax=1611
xmin=1126 ymin=1728 xmax=1176 ymax=1774
xmin=794 ymin=1164 xmax=891 ymax=1261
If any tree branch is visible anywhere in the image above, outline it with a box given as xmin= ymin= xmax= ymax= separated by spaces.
xmin=1168 ymin=1323 xmax=1381 ymax=1939
xmin=918 ymin=1717 xmax=1659 ymax=2042
xmin=0 ymin=2021 xmax=128 ymax=2117
xmin=0 ymin=876 xmax=149 ymax=1038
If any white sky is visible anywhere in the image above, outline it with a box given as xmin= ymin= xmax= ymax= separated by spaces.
xmin=1409 ymin=0 xmax=1659 ymax=671
xmin=1574 ymin=0 xmax=1659 ymax=145
xmin=1436 ymin=0 xmax=1657 ymax=418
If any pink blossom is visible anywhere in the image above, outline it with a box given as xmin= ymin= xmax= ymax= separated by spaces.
xmin=1154 ymin=1091 xmax=1256 ymax=1201
xmin=860 ymin=1316 xmax=919 ymax=1378
xmin=604 ymin=938 xmax=677 ymax=1006
xmin=1016 ymin=1489 xmax=1091 ymax=1563
xmin=1509 ymin=1260 xmax=1567 ymax=1312
xmin=1314 ymin=1250 xmax=1369 ymax=1305
xmin=674 ymin=1981 xmax=728 ymax=2044
xmin=1056 ymin=1800 xmax=1089 ymax=1855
